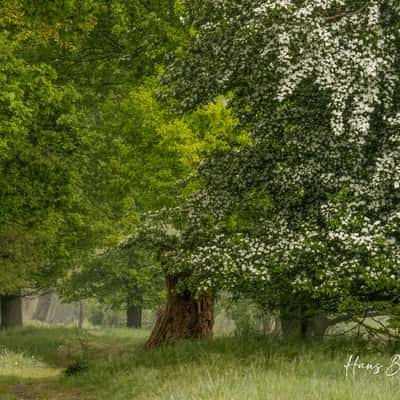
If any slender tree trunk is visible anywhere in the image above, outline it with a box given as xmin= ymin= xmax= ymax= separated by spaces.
xmin=146 ymin=275 xmax=214 ymax=347
xmin=127 ymin=305 xmax=142 ymax=328
xmin=47 ymin=295 xmax=59 ymax=323
xmin=78 ymin=301 xmax=84 ymax=329
xmin=0 ymin=295 xmax=23 ymax=329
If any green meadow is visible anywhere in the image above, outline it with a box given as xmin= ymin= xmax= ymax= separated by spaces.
xmin=1 ymin=327 xmax=400 ymax=400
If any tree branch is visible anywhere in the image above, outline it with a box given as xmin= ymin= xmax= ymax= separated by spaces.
xmin=324 ymin=3 xmax=370 ymax=22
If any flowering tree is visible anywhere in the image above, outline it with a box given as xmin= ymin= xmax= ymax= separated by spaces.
xmin=161 ymin=0 xmax=400 ymax=337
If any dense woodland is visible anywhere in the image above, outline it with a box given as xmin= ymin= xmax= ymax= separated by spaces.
xmin=2 ymin=0 xmax=400 ymax=350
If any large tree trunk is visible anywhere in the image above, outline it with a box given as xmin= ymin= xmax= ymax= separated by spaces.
xmin=0 ymin=295 xmax=23 ymax=329
xmin=127 ymin=305 xmax=142 ymax=328
xmin=146 ymin=276 xmax=214 ymax=347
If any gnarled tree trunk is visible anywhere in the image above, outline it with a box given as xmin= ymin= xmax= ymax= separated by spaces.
xmin=127 ymin=305 xmax=142 ymax=328
xmin=0 ymin=294 xmax=23 ymax=329
xmin=146 ymin=276 xmax=213 ymax=347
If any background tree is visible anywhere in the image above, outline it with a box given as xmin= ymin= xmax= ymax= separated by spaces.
xmin=0 ymin=0 xmax=183 ymax=327
xmin=0 ymin=3 xmax=96 ymax=326
xmin=62 ymin=236 xmax=165 ymax=329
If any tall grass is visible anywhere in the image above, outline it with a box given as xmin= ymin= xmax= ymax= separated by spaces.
xmin=1 ymin=327 xmax=400 ymax=399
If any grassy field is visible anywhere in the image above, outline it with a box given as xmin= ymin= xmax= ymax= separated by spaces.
xmin=1 ymin=327 xmax=400 ymax=399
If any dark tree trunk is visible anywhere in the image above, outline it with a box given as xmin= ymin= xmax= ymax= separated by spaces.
xmin=280 ymin=303 xmax=305 ymax=338
xmin=127 ymin=305 xmax=142 ymax=328
xmin=146 ymin=275 xmax=214 ymax=347
xmin=280 ymin=308 xmax=331 ymax=339
xmin=0 ymin=295 xmax=23 ymax=329
xmin=304 ymin=314 xmax=331 ymax=337
xmin=280 ymin=315 xmax=304 ymax=338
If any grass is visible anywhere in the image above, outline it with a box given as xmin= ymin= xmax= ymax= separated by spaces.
xmin=1 ymin=327 xmax=400 ymax=399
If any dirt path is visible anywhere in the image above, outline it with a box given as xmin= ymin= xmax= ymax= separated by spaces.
xmin=10 ymin=382 xmax=86 ymax=400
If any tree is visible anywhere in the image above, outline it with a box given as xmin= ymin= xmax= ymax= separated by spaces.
xmin=135 ymin=219 xmax=214 ymax=347
xmin=0 ymin=0 xmax=184 ymax=328
xmin=0 ymin=7 xmax=94 ymax=326
xmin=59 ymin=80 xmax=247 ymax=338
xmin=61 ymin=235 xmax=165 ymax=329
xmin=161 ymin=0 xmax=400 ymax=337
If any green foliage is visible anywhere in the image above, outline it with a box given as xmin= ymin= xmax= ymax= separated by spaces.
xmin=0 ymin=26 xmax=87 ymax=291
xmin=0 ymin=0 xmax=186 ymax=294
xmin=59 ymin=76 xmax=247 ymax=307
xmin=61 ymin=238 xmax=166 ymax=311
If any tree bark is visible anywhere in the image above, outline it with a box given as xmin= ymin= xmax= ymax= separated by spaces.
xmin=127 ymin=305 xmax=142 ymax=328
xmin=0 ymin=295 xmax=23 ymax=329
xmin=146 ymin=275 xmax=214 ymax=347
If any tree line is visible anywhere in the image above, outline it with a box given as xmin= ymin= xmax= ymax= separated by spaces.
xmin=2 ymin=0 xmax=400 ymax=344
